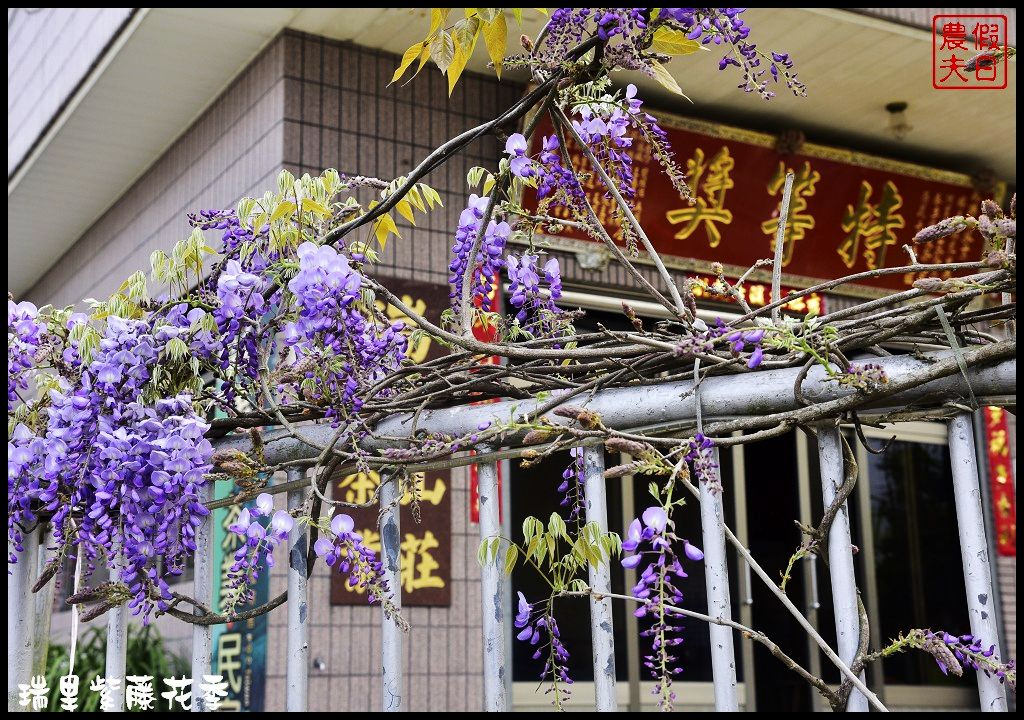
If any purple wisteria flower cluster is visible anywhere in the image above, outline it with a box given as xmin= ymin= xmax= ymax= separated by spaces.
xmin=515 ymin=592 xmax=573 ymax=705
xmin=284 ymin=241 xmax=407 ymax=414
xmin=621 ymin=506 xmax=704 ymax=709
xmin=449 ymin=194 xmax=508 ymax=313
xmin=557 ymin=447 xmax=585 ymax=524
xmin=8 ymin=307 xmax=214 ymax=620
xmin=675 ymin=317 xmax=766 ymax=371
xmin=919 ymin=630 xmax=1016 ymax=687
xmin=7 ymin=300 xmax=46 ymax=413
xmin=189 ymin=209 xmax=280 ymax=403
xmin=314 ymin=513 xmax=390 ymax=603
xmin=659 ymin=8 xmax=805 ymax=99
xmin=224 ymin=493 xmax=294 ymax=609
xmin=839 ymin=362 xmax=889 ymax=391
xmin=506 ymin=132 xmax=586 ymax=214
xmin=506 ymin=252 xmax=563 ymax=328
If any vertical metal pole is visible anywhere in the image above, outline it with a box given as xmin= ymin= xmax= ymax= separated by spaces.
xmin=380 ymin=472 xmax=403 ymax=712
xmin=476 ymin=449 xmax=507 ymax=711
xmin=796 ymin=430 xmax=825 ymax=711
xmin=191 ymin=482 xmax=213 ymax=712
xmin=32 ymin=525 xmax=56 ymax=680
xmin=730 ymin=433 xmax=756 ymax=712
xmin=499 ymin=456 xmax=515 ymax=706
xmin=105 ymin=553 xmax=129 ymax=713
xmin=618 ymin=455 xmax=643 ymax=712
xmin=817 ymin=424 xmax=868 ymax=712
xmin=582 ymin=447 xmax=617 ymax=711
xmin=700 ymin=449 xmax=739 ymax=712
xmin=8 ymin=525 xmax=40 ymax=712
xmin=286 ymin=468 xmax=309 ymax=712
xmin=948 ymin=413 xmax=1009 ymax=712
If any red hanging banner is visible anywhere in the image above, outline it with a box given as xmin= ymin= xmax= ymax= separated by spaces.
xmin=469 ymin=278 xmax=503 ymax=525
xmin=983 ymin=406 xmax=1016 ymax=556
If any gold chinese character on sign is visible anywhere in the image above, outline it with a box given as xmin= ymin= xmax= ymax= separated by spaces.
xmin=377 ymin=294 xmax=433 ymax=364
xmin=988 ymin=429 xmax=1008 ymax=457
xmin=760 ymin=161 xmax=820 ymax=266
xmin=337 ymin=471 xmax=380 ymax=506
xmin=401 ymin=531 xmax=444 ymax=593
xmin=401 ymin=473 xmax=447 ymax=506
xmin=666 ymin=147 xmax=734 ymax=248
xmin=838 ymin=180 xmax=905 ymax=269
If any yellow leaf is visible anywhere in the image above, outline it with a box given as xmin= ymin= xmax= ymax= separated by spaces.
xmin=395 ymin=199 xmax=417 ymax=225
xmin=428 ymin=7 xmax=450 ymax=36
xmin=651 ymin=26 xmax=703 ymax=55
xmin=373 ymin=213 xmax=401 ymax=249
xmin=406 ymin=185 xmax=426 ymax=213
xmin=413 ymin=44 xmax=432 ymax=78
xmin=482 ymin=14 xmax=507 ymax=79
xmin=270 ymin=201 xmax=297 ymax=223
xmin=301 ymin=199 xmax=332 ymax=218
xmin=649 ymin=60 xmax=691 ymax=101
xmin=391 ymin=42 xmax=424 ymax=85
xmin=447 ymin=17 xmax=480 ymax=95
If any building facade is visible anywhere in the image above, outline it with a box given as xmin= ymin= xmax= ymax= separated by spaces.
xmin=9 ymin=8 xmax=1016 ymax=712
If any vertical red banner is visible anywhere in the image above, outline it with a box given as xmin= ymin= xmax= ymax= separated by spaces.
xmin=983 ymin=406 xmax=1016 ymax=556
xmin=469 ymin=276 xmax=503 ymax=525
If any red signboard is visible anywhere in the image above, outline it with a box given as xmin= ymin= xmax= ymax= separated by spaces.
xmin=525 ymin=112 xmax=1001 ymax=298
xmin=983 ymin=406 xmax=1016 ymax=556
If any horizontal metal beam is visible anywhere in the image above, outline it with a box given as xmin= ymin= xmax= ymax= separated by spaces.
xmin=214 ymin=352 xmax=1015 ymax=465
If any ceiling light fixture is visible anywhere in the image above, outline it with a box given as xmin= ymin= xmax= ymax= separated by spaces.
xmin=885 ymin=101 xmax=913 ymax=141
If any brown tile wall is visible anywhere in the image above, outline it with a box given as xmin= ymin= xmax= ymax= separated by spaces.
xmin=25 ymin=36 xmax=287 ymax=308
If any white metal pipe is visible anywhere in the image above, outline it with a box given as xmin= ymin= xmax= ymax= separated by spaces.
xmin=379 ymin=473 xmax=403 ymax=712
xmin=191 ymin=482 xmax=213 ymax=712
xmin=476 ymin=450 xmax=508 ymax=711
xmin=7 ymin=525 xmax=40 ymax=712
xmin=947 ymin=413 xmax=1009 ymax=712
xmin=699 ymin=449 xmax=739 ymax=711
xmin=582 ymin=447 xmax=617 ymax=711
xmin=817 ymin=424 xmax=868 ymax=712
xmin=286 ymin=469 xmax=310 ymax=712
xmin=218 ymin=354 xmax=1014 ymax=464
xmin=105 ymin=553 xmax=129 ymax=713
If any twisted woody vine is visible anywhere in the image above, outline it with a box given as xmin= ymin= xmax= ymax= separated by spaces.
xmin=7 ymin=7 xmax=1017 ymax=712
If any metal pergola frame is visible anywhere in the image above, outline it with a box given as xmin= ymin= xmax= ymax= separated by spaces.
xmin=7 ymin=350 xmax=1015 ymax=712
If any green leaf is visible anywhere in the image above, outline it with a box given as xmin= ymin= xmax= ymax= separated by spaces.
xmin=503 ymin=545 xmax=518 ymax=575
xmin=651 ymin=27 xmax=704 ymax=55
xmin=478 ymin=538 xmax=490 ymax=566
xmin=549 ymin=511 xmax=567 ymax=539
xmin=649 ymin=60 xmax=691 ymax=101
